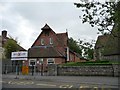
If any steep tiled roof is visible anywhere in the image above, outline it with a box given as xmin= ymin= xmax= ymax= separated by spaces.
xmin=95 ymin=26 xmax=120 ymax=56
xmin=17 ymin=44 xmax=26 ymax=51
xmin=56 ymin=33 xmax=68 ymax=46
xmin=28 ymin=46 xmax=65 ymax=58
xmin=103 ymin=28 xmax=120 ymax=55
xmin=95 ymin=34 xmax=109 ymax=49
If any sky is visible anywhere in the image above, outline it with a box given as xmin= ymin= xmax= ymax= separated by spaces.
xmin=0 ymin=0 xmax=106 ymax=50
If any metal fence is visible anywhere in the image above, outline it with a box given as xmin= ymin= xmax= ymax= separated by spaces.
xmin=2 ymin=59 xmax=58 ymax=76
xmin=2 ymin=64 xmax=48 ymax=76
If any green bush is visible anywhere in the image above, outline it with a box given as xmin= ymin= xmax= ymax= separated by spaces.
xmin=62 ymin=60 xmax=114 ymax=66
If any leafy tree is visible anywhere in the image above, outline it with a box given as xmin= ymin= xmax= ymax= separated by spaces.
xmin=4 ymin=38 xmax=19 ymax=59
xmin=78 ymin=39 xmax=94 ymax=60
xmin=68 ymin=37 xmax=82 ymax=55
xmin=74 ymin=0 xmax=120 ymax=37
xmin=68 ymin=37 xmax=94 ymax=60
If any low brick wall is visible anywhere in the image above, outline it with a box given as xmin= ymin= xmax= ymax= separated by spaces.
xmin=57 ymin=65 xmax=119 ymax=76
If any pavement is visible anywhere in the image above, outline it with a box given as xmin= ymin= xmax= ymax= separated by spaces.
xmin=2 ymin=73 xmax=119 ymax=87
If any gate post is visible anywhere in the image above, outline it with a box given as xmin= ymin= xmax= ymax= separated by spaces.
xmin=32 ymin=64 xmax=34 ymax=76
xmin=41 ymin=64 xmax=43 ymax=76
xmin=17 ymin=64 xmax=19 ymax=75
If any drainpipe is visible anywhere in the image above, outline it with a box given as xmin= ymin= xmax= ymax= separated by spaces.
xmin=67 ymin=47 xmax=69 ymax=62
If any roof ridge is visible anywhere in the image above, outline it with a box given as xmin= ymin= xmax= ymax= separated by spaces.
xmin=56 ymin=32 xmax=67 ymax=35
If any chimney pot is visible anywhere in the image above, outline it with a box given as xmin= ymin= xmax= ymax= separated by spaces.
xmin=2 ymin=30 xmax=7 ymax=38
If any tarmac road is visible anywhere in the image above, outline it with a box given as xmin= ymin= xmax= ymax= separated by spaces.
xmin=1 ymin=74 xmax=119 ymax=89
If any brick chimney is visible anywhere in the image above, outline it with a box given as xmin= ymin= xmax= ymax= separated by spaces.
xmin=2 ymin=30 xmax=7 ymax=38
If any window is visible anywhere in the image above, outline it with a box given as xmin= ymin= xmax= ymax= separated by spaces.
xmin=39 ymin=58 xmax=43 ymax=64
xmin=29 ymin=59 xmax=36 ymax=66
xmin=41 ymin=39 xmax=44 ymax=45
xmin=50 ymin=38 xmax=53 ymax=44
xmin=47 ymin=58 xmax=55 ymax=64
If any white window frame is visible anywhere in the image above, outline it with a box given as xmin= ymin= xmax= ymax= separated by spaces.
xmin=41 ymin=39 xmax=44 ymax=45
xmin=39 ymin=58 xmax=43 ymax=64
xmin=29 ymin=59 xmax=36 ymax=66
xmin=50 ymin=38 xmax=53 ymax=44
xmin=47 ymin=58 xmax=55 ymax=64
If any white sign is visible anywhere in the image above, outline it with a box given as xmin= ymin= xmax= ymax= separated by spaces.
xmin=11 ymin=51 xmax=27 ymax=58
xmin=11 ymin=51 xmax=28 ymax=61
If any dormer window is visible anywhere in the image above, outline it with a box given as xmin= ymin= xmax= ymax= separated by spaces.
xmin=50 ymin=38 xmax=53 ymax=44
xmin=41 ymin=39 xmax=44 ymax=45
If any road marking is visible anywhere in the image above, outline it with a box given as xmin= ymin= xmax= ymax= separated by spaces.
xmin=0 ymin=81 xmax=6 ymax=83
xmin=36 ymin=83 xmax=56 ymax=87
xmin=79 ymin=85 xmax=100 ymax=89
xmin=8 ymin=81 xmax=34 ymax=85
xmin=79 ymin=85 xmax=89 ymax=88
xmin=8 ymin=81 xmax=12 ymax=84
xmin=59 ymin=85 xmax=73 ymax=88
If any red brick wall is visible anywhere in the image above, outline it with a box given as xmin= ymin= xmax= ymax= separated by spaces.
xmin=69 ymin=52 xmax=81 ymax=62
xmin=33 ymin=30 xmax=61 ymax=47
xmin=69 ymin=52 xmax=75 ymax=62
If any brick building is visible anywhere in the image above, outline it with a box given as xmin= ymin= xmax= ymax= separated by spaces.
xmin=26 ymin=24 xmax=81 ymax=70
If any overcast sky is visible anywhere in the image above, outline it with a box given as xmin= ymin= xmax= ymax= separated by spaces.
xmin=0 ymin=0 xmax=105 ymax=50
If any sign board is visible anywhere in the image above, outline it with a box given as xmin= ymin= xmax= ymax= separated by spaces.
xmin=11 ymin=51 xmax=28 ymax=60
xmin=12 ymin=51 xmax=27 ymax=58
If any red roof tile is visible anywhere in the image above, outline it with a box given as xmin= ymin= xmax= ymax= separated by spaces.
xmin=28 ymin=46 xmax=65 ymax=58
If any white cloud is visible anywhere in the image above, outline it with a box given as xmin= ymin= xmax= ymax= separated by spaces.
xmin=1 ymin=2 xmax=99 ymax=50
xmin=14 ymin=15 xmax=36 ymax=49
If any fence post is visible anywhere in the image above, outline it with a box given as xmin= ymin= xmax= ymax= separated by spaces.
xmin=5 ymin=64 xmax=7 ymax=74
xmin=32 ymin=64 xmax=34 ymax=76
xmin=16 ymin=64 xmax=18 ymax=75
xmin=41 ymin=64 xmax=43 ymax=76
xmin=17 ymin=64 xmax=19 ymax=75
xmin=12 ymin=63 xmax=13 ymax=72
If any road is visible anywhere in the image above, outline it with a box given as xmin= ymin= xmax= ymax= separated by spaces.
xmin=1 ymin=76 xmax=119 ymax=89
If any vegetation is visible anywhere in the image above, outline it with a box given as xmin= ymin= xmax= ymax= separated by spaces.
xmin=74 ymin=1 xmax=120 ymax=62
xmin=74 ymin=0 xmax=120 ymax=36
xmin=68 ymin=37 xmax=94 ymax=60
xmin=68 ymin=37 xmax=82 ymax=55
xmin=4 ymin=38 xmax=19 ymax=59
xmin=62 ymin=60 xmax=119 ymax=66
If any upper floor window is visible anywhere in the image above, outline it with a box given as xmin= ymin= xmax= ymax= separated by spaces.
xmin=50 ymin=38 xmax=53 ymax=44
xmin=41 ymin=39 xmax=44 ymax=45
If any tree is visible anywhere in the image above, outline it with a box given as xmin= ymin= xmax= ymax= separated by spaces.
xmin=74 ymin=0 xmax=120 ymax=37
xmin=4 ymin=38 xmax=19 ymax=59
xmin=68 ymin=37 xmax=94 ymax=60
xmin=78 ymin=39 xmax=94 ymax=60
xmin=68 ymin=37 xmax=82 ymax=55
